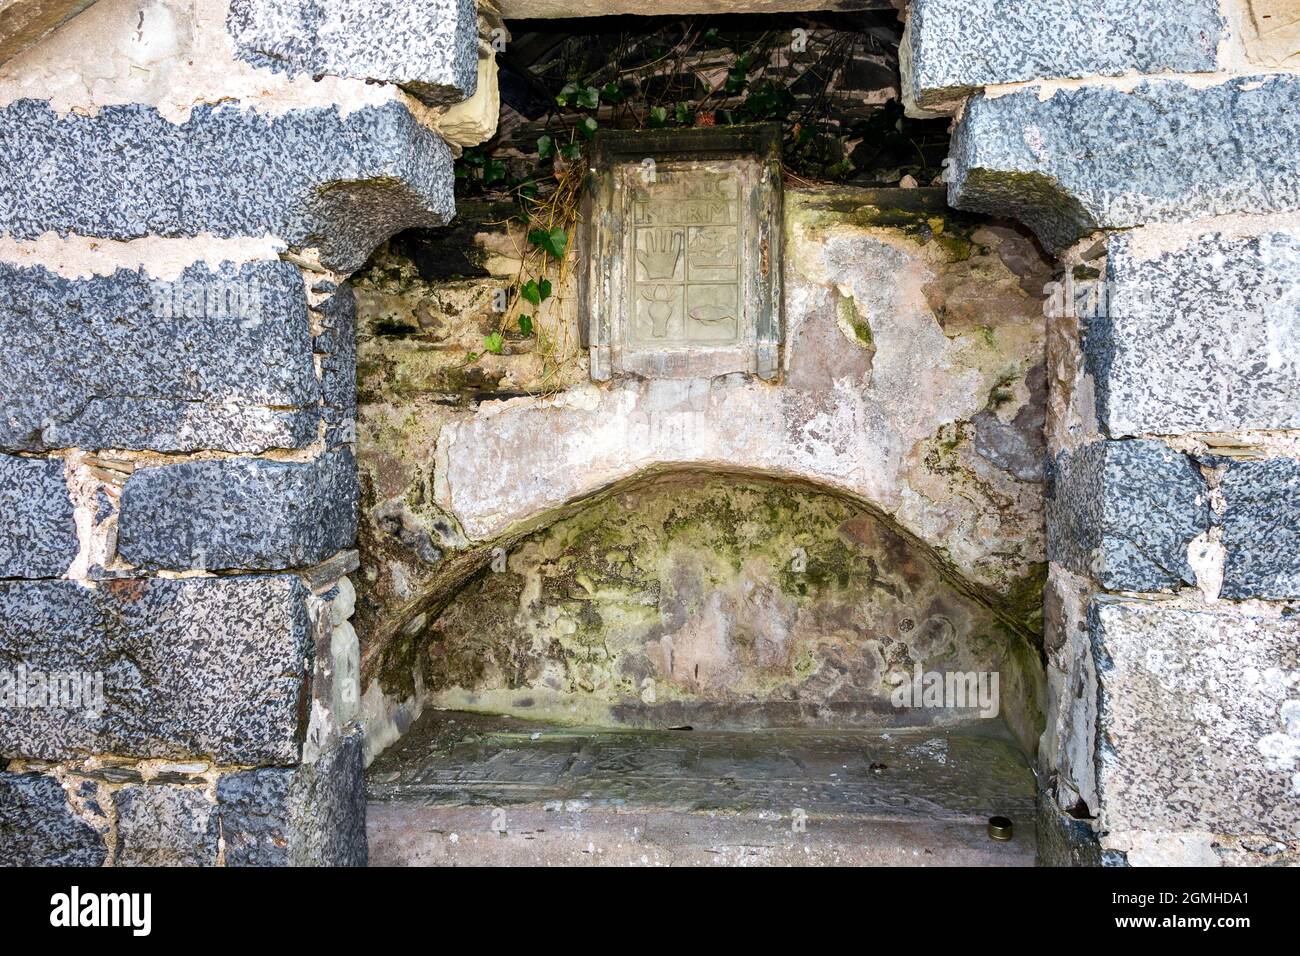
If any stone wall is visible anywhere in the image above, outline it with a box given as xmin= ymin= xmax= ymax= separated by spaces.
xmin=0 ymin=0 xmax=490 ymax=866
xmin=348 ymin=186 xmax=1054 ymax=763
xmin=2 ymin=0 xmax=1296 ymax=868
xmin=901 ymin=0 xmax=1300 ymax=865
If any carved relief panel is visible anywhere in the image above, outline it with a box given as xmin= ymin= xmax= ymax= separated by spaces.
xmin=581 ymin=126 xmax=782 ymax=380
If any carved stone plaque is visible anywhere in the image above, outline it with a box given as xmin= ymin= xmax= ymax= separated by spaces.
xmin=581 ymin=126 xmax=782 ymax=380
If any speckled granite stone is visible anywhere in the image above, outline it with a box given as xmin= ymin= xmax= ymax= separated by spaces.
xmin=0 ymin=99 xmax=455 ymax=271
xmin=1048 ymin=440 xmax=1208 ymax=591
xmin=1091 ymin=598 xmax=1300 ymax=843
xmin=1221 ymin=458 xmax=1300 ymax=600
xmin=118 ymin=448 xmax=359 ymax=571
xmin=0 ymin=575 xmax=311 ymax=763
xmin=949 ymin=76 xmax=1300 ymax=250
xmin=0 ymin=772 xmax=106 ymax=866
xmin=1091 ymin=230 xmax=1300 ymax=437
xmin=112 ymin=783 xmax=218 ymax=866
xmin=217 ymin=728 xmax=366 ymax=866
xmin=228 ymin=0 xmax=478 ymax=106
xmin=0 ymin=454 xmax=76 ymax=577
xmin=314 ymin=282 xmax=357 ymax=449
xmin=0 ymin=260 xmax=317 ymax=454
xmin=904 ymin=0 xmax=1223 ymax=113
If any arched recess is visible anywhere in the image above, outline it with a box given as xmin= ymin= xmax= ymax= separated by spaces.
xmin=361 ymin=464 xmax=1045 ymax=763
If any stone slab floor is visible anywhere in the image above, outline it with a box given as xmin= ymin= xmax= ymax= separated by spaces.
xmin=367 ymin=712 xmax=1037 ymax=866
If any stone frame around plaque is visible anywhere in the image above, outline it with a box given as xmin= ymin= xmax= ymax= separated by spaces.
xmin=579 ymin=124 xmax=783 ymax=381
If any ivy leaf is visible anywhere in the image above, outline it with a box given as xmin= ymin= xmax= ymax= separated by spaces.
xmin=483 ymin=332 xmax=504 ymax=354
xmin=482 ymin=158 xmax=506 ymax=185
xmin=537 ymin=277 xmax=552 ymax=300
xmin=555 ymin=82 xmax=580 ymax=107
xmin=536 ymin=135 xmax=555 ymax=159
xmin=601 ymin=82 xmax=624 ymax=103
xmin=527 ymin=226 xmax=567 ymax=259
xmin=559 ymin=142 xmax=583 ymax=162
xmin=577 ymin=116 xmax=599 ymax=140
xmin=674 ymin=102 xmax=691 ymax=125
xmin=520 ymin=280 xmax=542 ymax=306
xmin=519 ymin=315 xmax=534 ymax=337
xmin=648 ymin=105 xmax=668 ymax=128
xmin=576 ymin=86 xmax=600 ymax=110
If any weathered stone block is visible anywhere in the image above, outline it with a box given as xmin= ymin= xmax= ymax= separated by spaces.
xmin=0 ymin=99 xmax=454 ymax=271
xmin=1090 ymin=230 xmax=1300 ymax=436
xmin=228 ymin=0 xmax=478 ymax=107
xmin=0 ymin=576 xmax=311 ymax=764
xmin=1048 ymin=440 xmax=1207 ymax=591
xmin=1221 ymin=458 xmax=1300 ymax=600
xmin=0 ymin=260 xmax=317 ymax=454
xmin=118 ymin=448 xmax=359 ymax=571
xmin=1035 ymin=796 xmax=1101 ymax=867
xmin=112 ymin=783 xmax=218 ymax=866
xmin=1091 ymin=598 xmax=1300 ymax=843
xmin=903 ymin=0 xmax=1223 ymax=114
xmin=949 ymin=76 xmax=1300 ymax=250
xmin=0 ymin=0 xmax=96 ymax=67
xmin=0 ymin=772 xmax=106 ymax=866
xmin=0 ymin=453 xmax=77 ymax=577
xmin=217 ymin=729 xmax=366 ymax=866
xmin=314 ymin=281 xmax=357 ymax=448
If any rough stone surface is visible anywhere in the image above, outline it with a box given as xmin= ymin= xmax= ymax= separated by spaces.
xmin=118 ymin=448 xmax=359 ymax=571
xmin=949 ymin=76 xmax=1300 ymax=250
xmin=0 ymin=575 xmax=311 ymax=763
xmin=399 ymin=474 xmax=1045 ymax=756
xmin=112 ymin=783 xmax=217 ymax=866
xmin=0 ymin=771 xmax=106 ymax=865
xmin=1221 ymin=458 xmax=1300 ymax=600
xmin=0 ymin=260 xmax=317 ymax=453
xmin=1090 ymin=229 xmax=1300 ymax=437
xmin=1047 ymin=440 xmax=1208 ymax=591
xmin=1091 ymin=598 xmax=1300 ymax=844
xmin=424 ymin=192 xmax=1048 ymax=597
xmin=1242 ymin=0 xmax=1300 ymax=68
xmin=0 ymin=0 xmax=95 ymax=66
xmin=217 ymin=729 xmax=366 ymax=866
xmin=1035 ymin=796 xmax=1101 ymax=867
xmin=0 ymin=99 xmax=454 ymax=271
xmin=0 ymin=453 xmax=76 ymax=577
xmin=315 ymin=281 xmax=357 ymax=449
xmin=228 ymin=0 xmax=477 ymax=107
xmin=903 ymin=0 xmax=1223 ymax=114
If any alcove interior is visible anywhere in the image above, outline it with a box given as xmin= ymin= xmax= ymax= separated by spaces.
xmin=350 ymin=10 xmax=1052 ymax=865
